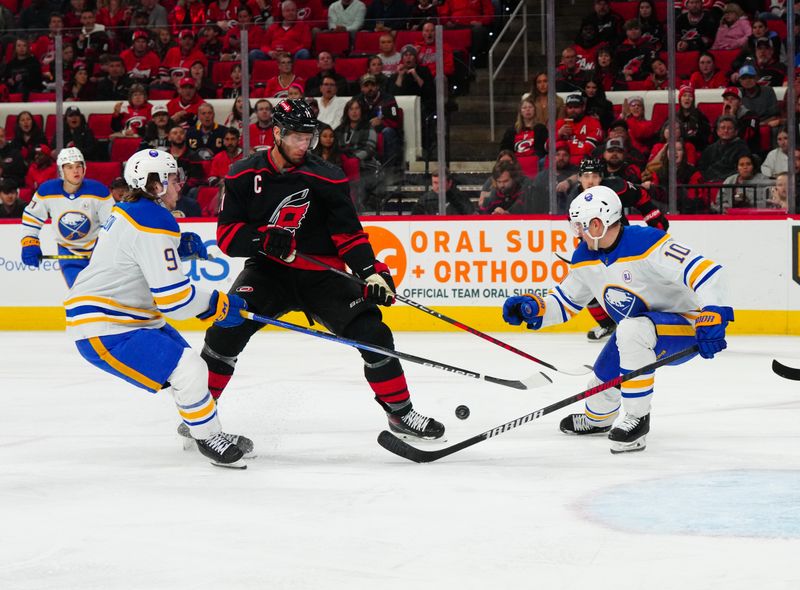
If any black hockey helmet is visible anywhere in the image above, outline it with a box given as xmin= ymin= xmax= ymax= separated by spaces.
xmin=272 ymin=99 xmax=318 ymax=134
xmin=579 ymin=157 xmax=605 ymax=176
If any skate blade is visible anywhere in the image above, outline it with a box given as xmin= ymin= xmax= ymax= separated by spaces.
xmin=390 ymin=432 xmax=448 ymax=444
xmin=180 ymin=431 xmax=257 ymax=459
xmin=210 ymin=458 xmax=248 ymax=469
xmin=609 ymin=436 xmax=647 ymax=454
xmin=560 ymin=427 xmax=612 ymax=436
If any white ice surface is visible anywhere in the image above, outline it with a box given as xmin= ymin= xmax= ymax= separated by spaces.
xmin=1 ymin=331 xmax=799 ymax=590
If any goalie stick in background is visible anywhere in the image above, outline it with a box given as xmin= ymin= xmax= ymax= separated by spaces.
xmin=503 ymin=185 xmax=732 ymax=454
xmin=20 ymin=147 xmax=114 ymax=287
xmin=563 ymin=157 xmax=670 ymax=343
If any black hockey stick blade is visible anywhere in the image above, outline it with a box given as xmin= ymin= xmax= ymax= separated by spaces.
xmin=772 ymin=359 xmax=800 ymax=381
xmin=378 ymin=430 xmax=484 ymax=463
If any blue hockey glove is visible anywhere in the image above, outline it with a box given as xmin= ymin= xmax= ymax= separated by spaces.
xmin=198 ymin=291 xmax=248 ymax=328
xmin=502 ymin=294 xmax=546 ymax=330
xmin=694 ymin=306 xmax=734 ymax=359
xmin=177 ymin=232 xmax=208 ymax=260
xmin=21 ymin=237 xmax=42 ymax=268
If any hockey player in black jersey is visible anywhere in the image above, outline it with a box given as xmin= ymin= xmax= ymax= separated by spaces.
xmin=201 ymin=99 xmax=445 ymax=443
xmin=566 ymin=157 xmax=669 ymax=342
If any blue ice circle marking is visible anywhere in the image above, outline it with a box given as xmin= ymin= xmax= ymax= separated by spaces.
xmin=583 ymin=470 xmax=800 ymax=539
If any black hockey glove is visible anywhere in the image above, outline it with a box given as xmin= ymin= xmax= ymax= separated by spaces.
xmin=358 ymin=261 xmax=396 ymax=306
xmin=256 ymin=226 xmax=296 ymax=262
xmin=643 ymin=208 xmax=669 ymax=231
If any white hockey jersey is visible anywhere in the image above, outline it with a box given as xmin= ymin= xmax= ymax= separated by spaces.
xmin=64 ymin=198 xmax=214 ymax=341
xmin=542 ymin=226 xmax=727 ymax=327
xmin=21 ymin=178 xmax=114 ymax=256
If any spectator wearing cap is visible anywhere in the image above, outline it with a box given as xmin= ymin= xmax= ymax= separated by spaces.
xmin=357 ymin=73 xmax=403 ymax=168
xmin=615 ymin=19 xmax=655 ymax=84
xmin=753 ymin=38 xmax=786 ymax=86
xmin=391 ymin=45 xmax=435 ymax=117
xmin=66 ymin=62 xmax=97 ymax=101
xmin=139 ymin=104 xmax=175 ymax=149
xmin=688 ymin=51 xmax=728 ymax=89
xmin=187 ymin=103 xmax=227 ymax=160
xmin=438 ymin=0 xmax=494 ymax=66
xmin=316 ymin=75 xmax=345 ymax=128
xmin=738 ymin=64 xmax=780 ymax=126
xmin=676 ymin=0 xmax=716 ymax=52
xmin=676 ymin=85 xmax=711 ymax=151
xmin=711 ymin=3 xmax=751 ymax=51
xmin=111 ymin=84 xmax=153 ymax=138
xmin=378 ymin=33 xmax=402 ymax=75
xmin=555 ymin=46 xmax=589 ymax=93
xmin=25 ymin=144 xmax=57 ymax=191
xmin=557 ymin=93 xmax=604 ymax=165
xmin=4 ymin=38 xmax=43 ymax=99
xmin=745 ymin=17 xmax=782 ymax=57
xmin=302 ymin=51 xmax=348 ymax=97
xmin=621 ymin=95 xmax=659 ymax=147
xmin=162 ymin=29 xmax=208 ymax=74
xmin=602 ymin=137 xmax=642 ymax=183
xmin=698 ymin=115 xmax=751 ymax=182
xmin=10 ymin=111 xmax=48 ymax=166
xmin=416 ymin=21 xmax=455 ymax=78
xmin=0 ymin=128 xmax=27 ymax=188
xmin=140 ymin=0 xmax=168 ymax=28
xmin=499 ymin=97 xmax=546 ymax=160
xmin=579 ymin=0 xmax=623 ymax=46
xmin=57 ymin=107 xmax=101 ymax=160
xmin=252 ymin=1 xmax=312 ymax=62
xmin=169 ymin=0 xmax=206 ymax=36
xmin=209 ymin=127 xmax=244 ymax=188
xmin=0 ymin=179 xmax=24 ymax=219
xmin=719 ymin=85 xmax=761 ymax=153
xmin=122 ymin=30 xmax=162 ymax=84
xmin=529 ymin=142 xmax=579 ymax=214
xmin=328 ymin=0 xmax=367 ymax=33
xmin=264 ymin=53 xmax=305 ymax=98
xmin=601 ymin=118 xmax=649 ymax=170
xmin=97 ymin=55 xmax=133 ymax=102
xmin=167 ymin=77 xmax=204 ymax=127
xmin=411 ymin=168 xmax=475 ymax=215
xmin=364 ymin=0 xmax=411 ymax=32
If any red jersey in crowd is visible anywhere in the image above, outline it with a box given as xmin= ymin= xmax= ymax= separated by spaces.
xmin=208 ymin=0 xmax=242 ymax=23
xmin=556 ymin=115 xmax=604 ymax=164
xmin=248 ymin=122 xmax=275 ymax=151
xmin=167 ymin=94 xmax=205 ymax=120
xmin=169 ymin=2 xmax=207 ymax=36
xmin=162 ymin=46 xmax=209 ymax=71
xmin=121 ymin=49 xmax=163 ymax=82
xmin=263 ymin=75 xmax=305 ymax=98
xmin=416 ymin=41 xmax=455 ymax=77
xmin=209 ymin=148 xmax=244 ymax=184
xmin=260 ymin=22 xmax=312 ymax=55
xmin=438 ymin=0 xmax=494 ymax=26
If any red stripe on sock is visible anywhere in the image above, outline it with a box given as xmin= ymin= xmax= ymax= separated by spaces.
xmin=588 ymin=304 xmax=610 ymax=322
xmin=208 ymin=371 xmax=233 ymax=400
xmin=369 ymin=374 xmax=410 ymax=403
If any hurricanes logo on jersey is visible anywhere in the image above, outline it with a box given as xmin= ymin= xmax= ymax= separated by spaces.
xmin=268 ymin=189 xmax=310 ymax=231
xmin=58 ymin=211 xmax=91 ymax=241
xmin=603 ymin=285 xmax=647 ymax=323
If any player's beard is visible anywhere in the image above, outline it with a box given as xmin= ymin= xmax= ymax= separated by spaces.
xmin=276 ymin=138 xmax=305 ymax=167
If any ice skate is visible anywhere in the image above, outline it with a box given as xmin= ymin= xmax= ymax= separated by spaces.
xmin=587 ymin=324 xmax=616 ymax=342
xmin=609 ymin=413 xmax=650 ymax=454
xmin=196 ymin=432 xmax=247 ymax=469
xmin=388 ymin=408 xmax=445 ymax=441
xmin=559 ymin=413 xmax=613 ymax=435
xmin=178 ymin=422 xmax=255 ymax=458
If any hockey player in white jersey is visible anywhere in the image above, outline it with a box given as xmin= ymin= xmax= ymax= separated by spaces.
xmin=20 ymin=147 xmax=114 ymax=287
xmin=502 ymin=186 xmax=733 ymax=454
xmin=64 ymin=149 xmax=251 ymax=469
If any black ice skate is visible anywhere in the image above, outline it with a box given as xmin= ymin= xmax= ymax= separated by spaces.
xmin=196 ymin=432 xmax=247 ymax=469
xmin=178 ymin=422 xmax=255 ymax=458
xmin=608 ymin=413 xmax=650 ymax=454
xmin=587 ymin=324 xmax=616 ymax=342
xmin=388 ymin=409 xmax=445 ymax=441
xmin=560 ymin=413 xmax=613 ymax=435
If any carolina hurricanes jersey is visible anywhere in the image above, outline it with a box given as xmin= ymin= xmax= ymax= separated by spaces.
xmin=21 ymin=178 xmax=114 ymax=256
xmin=218 ymin=149 xmax=375 ymax=273
xmin=64 ymin=198 xmax=214 ymax=340
xmin=541 ymin=226 xmax=727 ymax=327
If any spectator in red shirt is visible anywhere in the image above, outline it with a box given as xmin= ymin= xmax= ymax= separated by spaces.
xmin=556 ymin=93 xmax=604 ymax=165
xmin=32 ymin=14 xmax=72 ymax=78
xmin=621 ymin=95 xmax=659 ymax=147
xmin=499 ymin=97 xmax=546 ymax=159
xmin=209 ymin=127 xmax=245 ymax=187
xmin=572 ymin=22 xmax=602 ymax=73
xmin=25 ymin=145 xmax=57 ymax=191
xmin=97 ymin=0 xmax=132 ymax=39
xmin=167 ymin=77 xmax=205 ymax=127
xmin=688 ymin=51 xmax=729 ymax=89
xmin=170 ymin=0 xmax=207 ymax=37
xmin=416 ymin=21 xmax=455 ymax=78
xmin=122 ymin=30 xmax=163 ymax=84
xmin=250 ymin=1 xmax=312 ymax=61
xmin=208 ymin=0 xmax=242 ymax=30
xmin=642 ymin=55 xmax=669 ymax=90
xmin=249 ymin=98 xmax=275 ymax=151
xmin=264 ymin=53 xmax=305 ymax=98
xmin=163 ymin=30 xmax=209 ymax=75
xmin=439 ymin=0 xmax=494 ymax=65
xmin=110 ymin=84 xmax=153 ymax=138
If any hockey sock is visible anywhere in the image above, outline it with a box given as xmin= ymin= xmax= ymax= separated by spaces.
xmin=366 ymin=357 xmax=411 ymax=415
xmin=208 ymin=371 xmax=233 ymax=400
xmin=588 ymin=300 xmax=615 ymax=329
xmin=201 ymin=344 xmax=238 ymax=400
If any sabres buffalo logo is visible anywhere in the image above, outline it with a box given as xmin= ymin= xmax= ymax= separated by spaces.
xmin=58 ymin=211 xmax=91 ymax=241
xmin=603 ymin=285 xmax=648 ymax=323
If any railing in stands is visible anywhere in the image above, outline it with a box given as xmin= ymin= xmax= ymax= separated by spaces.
xmin=488 ymin=0 xmax=528 ymax=142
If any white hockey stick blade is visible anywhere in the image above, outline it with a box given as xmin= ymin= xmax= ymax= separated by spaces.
xmin=522 ymin=371 xmax=554 ymax=389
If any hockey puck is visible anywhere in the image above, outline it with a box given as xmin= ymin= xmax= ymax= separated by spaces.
xmin=455 ymin=405 xmax=470 ymax=420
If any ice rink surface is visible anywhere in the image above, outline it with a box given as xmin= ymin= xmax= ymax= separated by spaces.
xmin=1 ymin=330 xmax=799 ymax=590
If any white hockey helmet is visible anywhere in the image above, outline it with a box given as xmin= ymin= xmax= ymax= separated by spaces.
xmin=124 ymin=149 xmax=179 ymax=194
xmin=56 ymin=147 xmax=85 ymax=179
xmin=569 ymin=185 xmax=623 ymax=242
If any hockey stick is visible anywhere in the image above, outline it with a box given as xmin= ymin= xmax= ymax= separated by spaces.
xmin=377 ymin=345 xmax=699 ymax=463
xmin=771 ymin=359 xmax=800 ymax=381
xmin=41 ymin=254 xmax=88 ymax=260
xmin=241 ymin=311 xmax=552 ymax=390
xmin=294 ymin=252 xmax=591 ymax=376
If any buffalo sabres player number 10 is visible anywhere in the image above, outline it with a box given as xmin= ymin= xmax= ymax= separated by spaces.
xmin=502 ymin=186 xmax=733 ymax=454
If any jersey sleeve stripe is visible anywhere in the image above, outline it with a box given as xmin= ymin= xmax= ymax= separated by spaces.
xmin=688 ymin=259 xmax=714 ymax=289
xmin=150 ymin=278 xmax=190 ymax=294
xmin=217 ymin=222 xmax=245 ymax=253
xmin=153 ymin=286 xmax=193 ymax=306
xmin=296 ymin=170 xmax=348 ymax=184
xmin=692 ymin=264 xmax=721 ymax=291
xmin=331 ymin=231 xmax=369 ymax=255
xmin=23 ymin=209 xmax=46 ymax=223
xmin=682 ymin=255 xmax=703 ymax=286
xmin=115 ymin=208 xmax=181 ymax=237
xmin=66 ymin=305 xmax=155 ymax=321
xmin=157 ymin=286 xmax=197 ymax=314
xmin=22 ymin=221 xmax=44 ymax=230
xmin=64 ymin=295 xmax=161 ymax=316
xmin=88 ymin=336 xmax=162 ymax=391
xmin=554 ymin=285 xmax=581 ymax=313
xmin=550 ymin=294 xmax=569 ymax=322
